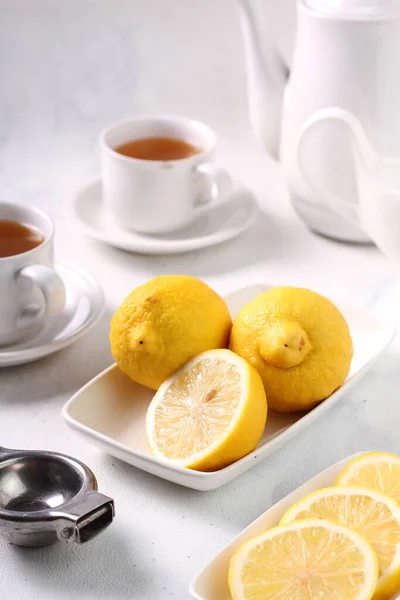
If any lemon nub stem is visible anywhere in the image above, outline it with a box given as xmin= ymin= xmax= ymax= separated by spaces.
xmin=259 ymin=319 xmax=312 ymax=368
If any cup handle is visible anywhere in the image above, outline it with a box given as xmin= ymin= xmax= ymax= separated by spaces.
xmin=16 ymin=264 xmax=66 ymax=326
xmin=296 ymin=110 xmax=360 ymax=226
xmin=194 ymin=163 xmax=233 ymax=207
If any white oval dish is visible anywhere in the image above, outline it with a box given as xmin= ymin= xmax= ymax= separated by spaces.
xmin=190 ymin=452 xmax=367 ymax=600
xmin=62 ymin=284 xmax=395 ymax=491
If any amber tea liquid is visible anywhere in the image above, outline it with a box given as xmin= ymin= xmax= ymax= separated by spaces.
xmin=115 ymin=137 xmax=203 ymax=161
xmin=0 ymin=220 xmax=44 ymax=258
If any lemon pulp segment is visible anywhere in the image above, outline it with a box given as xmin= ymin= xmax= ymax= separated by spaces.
xmin=281 ymin=486 xmax=400 ymax=599
xmin=337 ymin=452 xmax=400 ymax=504
xmin=229 ymin=519 xmax=378 ymax=600
xmin=146 ymin=349 xmax=267 ymax=471
xmin=151 ymin=356 xmax=241 ymax=459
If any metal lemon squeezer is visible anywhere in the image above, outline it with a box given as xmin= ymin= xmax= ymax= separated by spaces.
xmin=0 ymin=445 xmax=115 ymax=547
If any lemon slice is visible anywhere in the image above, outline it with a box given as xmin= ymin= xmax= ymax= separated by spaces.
xmin=336 ymin=452 xmax=400 ymax=504
xmin=229 ymin=518 xmax=378 ymax=600
xmin=281 ymin=486 xmax=400 ymax=599
xmin=146 ymin=349 xmax=267 ymax=471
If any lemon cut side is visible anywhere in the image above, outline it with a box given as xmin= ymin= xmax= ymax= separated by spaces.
xmin=229 ymin=519 xmax=378 ymax=600
xmin=336 ymin=452 xmax=400 ymax=505
xmin=281 ymin=485 xmax=400 ymax=599
xmin=146 ymin=349 xmax=267 ymax=471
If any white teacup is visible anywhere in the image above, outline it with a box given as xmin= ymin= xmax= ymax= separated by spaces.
xmin=0 ymin=203 xmax=66 ymax=346
xmin=100 ymin=115 xmax=232 ymax=234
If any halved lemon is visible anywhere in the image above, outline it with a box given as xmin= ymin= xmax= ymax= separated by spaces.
xmin=229 ymin=518 xmax=378 ymax=600
xmin=281 ymin=486 xmax=400 ymax=599
xmin=336 ymin=452 xmax=400 ymax=504
xmin=146 ymin=349 xmax=267 ymax=471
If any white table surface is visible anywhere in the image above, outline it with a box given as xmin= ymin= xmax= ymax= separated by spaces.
xmin=1 ymin=1 xmax=400 ymax=599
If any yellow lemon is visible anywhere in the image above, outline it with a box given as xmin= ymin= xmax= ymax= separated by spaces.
xmin=229 ymin=286 xmax=353 ymax=412
xmin=280 ymin=486 xmax=400 ymax=599
xmin=110 ymin=275 xmax=232 ymax=390
xmin=229 ymin=519 xmax=378 ymax=600
xmin=336 ymin=452 xmax=400 ymax=504
xmin=146 ymin=349 xmax=267 ymax=471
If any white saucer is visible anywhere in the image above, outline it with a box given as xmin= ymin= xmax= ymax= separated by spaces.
xmin=73 ymin=179 xmax=259 ymax=254
xmin=0 ymin=263 xmax=105 ymax=367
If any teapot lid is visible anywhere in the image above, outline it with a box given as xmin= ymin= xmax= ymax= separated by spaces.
xmin=306 ymin=0 xmax=400 ymax=17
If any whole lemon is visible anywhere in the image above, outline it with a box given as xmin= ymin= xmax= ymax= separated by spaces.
xmin=110 ymin=275 xmax=232 ymax=390
xmin=229 ymin=286 xmax=353 ymax=412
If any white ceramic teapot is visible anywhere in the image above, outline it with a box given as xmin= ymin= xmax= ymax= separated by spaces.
xmin=236 ymin=0 xmax=400 ymax=242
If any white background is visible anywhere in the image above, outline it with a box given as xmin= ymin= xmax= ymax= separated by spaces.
xmin=0 ymin=1 xmax=399 ymax=599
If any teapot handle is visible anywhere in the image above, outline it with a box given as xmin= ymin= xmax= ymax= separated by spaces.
xmin=296 ymin=108 xmax=363 ymax=226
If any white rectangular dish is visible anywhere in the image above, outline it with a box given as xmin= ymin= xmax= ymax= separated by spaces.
xmin=189 ymin=453 xmax=364 ymax=600
xmin=62 ymin=284 xmax=395 ymax=491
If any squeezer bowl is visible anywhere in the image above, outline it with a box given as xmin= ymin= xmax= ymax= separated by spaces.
xmin=0 ymin=447 xmax=114 ymax=547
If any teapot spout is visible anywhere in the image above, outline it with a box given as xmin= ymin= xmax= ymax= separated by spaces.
xmin=236 ymin=0 xmax=289 ymax=159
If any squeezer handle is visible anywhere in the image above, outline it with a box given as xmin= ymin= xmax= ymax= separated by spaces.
xmin=58 ymin=492 xmax=115 ymax=544
xmin=0 ymin=447 xmax=19 ymax=460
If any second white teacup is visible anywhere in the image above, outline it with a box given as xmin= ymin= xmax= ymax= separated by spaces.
xmin=0 ymin=203 xmax=66 ymax=346
xmin=100 ymin=115 xmax=232 ymax=234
